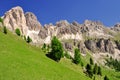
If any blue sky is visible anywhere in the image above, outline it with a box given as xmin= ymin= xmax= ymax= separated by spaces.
xmin=0 ymin=0 xmax=120 ymax=26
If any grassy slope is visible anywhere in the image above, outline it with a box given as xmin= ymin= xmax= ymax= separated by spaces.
xmin=0 ymin=30 xmax=120 ymax=80
xmin=0 ymin=31 xmax=91 ymax=80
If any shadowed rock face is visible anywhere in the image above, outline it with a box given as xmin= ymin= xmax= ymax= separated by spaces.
xmin=38 ymin=28 xmax=48 ymax=39
xmin=105 ymin=39 xmax=115 ymax=54
xmin=78 ymin=41 xmax=86 ymax=54
xmin=85 ymin=39 xmax=115 ymax=54
xmin=25 ymin=12 xmax=42 ymax=31
xmin=85 ymin=39 xmax=97 ymax=52
xmin=97 ymin=39 xmax=106 ymax=52
xmin=63 ymin=42 xmax=73 ymax=51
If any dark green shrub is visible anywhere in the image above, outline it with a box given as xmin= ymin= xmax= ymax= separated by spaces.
xmin=0 ymin=17 xmax=3 ymax=24
xmin=26 ymin=36 xmax=32 ymax=43
xmin=93 ymin=63 xmax=98 ymax=74
xmin=97 ymin=66 xmax=102 ymax=76
xmin=42 ymin=43 xmax=47 ymax=52
xmin=42 ymin=43 xmax=46 ymax=50
xmin=86 ymin=64 xmax=93 ymax=78
xmin=3 ymin=26 xmax=7 ymax=34
xmin=104 ymin=75 xmax=109 ymax=80
xmin=48 ymin=36 xmax=64 ymax=62
xmin=73 ymin=48 xmax=81 ymax=64
xmin=15 ymin=28 xmax=21 ymax=36
xmin=90 ymin=57 xmax=94 ymax=65
xmin=47 ymin=45 xmax=50 ymax=52
xmin=106 ymin=57 xmax=120 ymax=71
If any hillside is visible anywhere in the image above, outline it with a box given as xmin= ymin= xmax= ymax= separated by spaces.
xmin=0 ymin=28 xmax=120 ymax=80
xmin=0 ymin=6 xmax=120 ymax=80
xmin=0 ymin=29 xmax=92 ymax=80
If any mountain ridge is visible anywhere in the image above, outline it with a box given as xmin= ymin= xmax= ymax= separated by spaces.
xmin=1 ymin=6 xmax=120 ymax=62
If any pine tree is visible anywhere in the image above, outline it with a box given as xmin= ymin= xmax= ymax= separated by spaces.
xmin=90 ymin=57 xmax=94 ymax=65
xmin=73 ymin=48 xmax=81 ymax=64
xmin=86 ymin=64 xmax=93 ymax=78
xmin=97 ymin=66 xmax=102 ymax=76
xmin=49 ymin=36 xmax=63 ymax=62
xmin=93 ymin=63 xmax=98 ymax=74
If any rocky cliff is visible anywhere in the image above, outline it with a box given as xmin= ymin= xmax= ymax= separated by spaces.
xmin=1 ymin=6 xmax=120 ymax=61
xmin=2 ymin=6 xmax=42 ymax=43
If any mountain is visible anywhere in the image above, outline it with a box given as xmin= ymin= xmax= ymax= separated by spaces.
xmin=0 ymin=27 xmax=92 ymax=80
xmin=1 ymin=6 xmax=120 ymax=80
xmin=1 ymin=6 xmax=120 ymax=63
xmin=3 ymin=6 xmax=42 ymax=43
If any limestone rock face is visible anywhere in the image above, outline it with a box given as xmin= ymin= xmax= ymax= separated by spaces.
xmin=25 ymin=12 xmax=42 ymax=31
xmin=78 ymin=41 xmax=86 ymax=54
xmin=64 ymin=42 xmax=73 ymax=51
xmin=3 ymin=6 xmax=28 ymax=35
xmin=97 ymin=39 xmax=106 ymax=52
xmin=111 ymin=23 xmax=120 ymax=32
xmin=85 ymin=39 xmax=97 ymax=52
xmin=105 ymin=39 xmax=115 ymax=54
xmin=38 ymin=28 xmax=48 ymax=39
xmin=56 ymin=20 xmax=70 ymax=27
xmin=81 ymin=20 xmax=111 ymax=39
xmin=2 ymin=6 xmax=42 ymax=43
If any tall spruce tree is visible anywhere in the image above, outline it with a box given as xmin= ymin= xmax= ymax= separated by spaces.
xmin=49 ymin=36 xmax=63 ymax=62
xmin=93 ymin=63 xmax=98 ymax=74
xmin=90 ymin=57 xmax=94 ymax=65
xmin=86 ymin=64 xmax=93 ymax=78
xmin=73 ymin=48 xmax=81 ymax=64
xmin=97 ymin=66 xmax=102 ymax=76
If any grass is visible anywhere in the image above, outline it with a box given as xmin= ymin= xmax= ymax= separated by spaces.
xmin=0 ymin=29 xmax=120 ymax=80
xmin=0 ymin=30 xmax=91 ymax=80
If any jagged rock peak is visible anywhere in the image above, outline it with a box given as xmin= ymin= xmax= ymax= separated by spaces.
xmin=114 ymin=23 xmax=120 ymax=27
xmin=72 ymin=21 xmax=81 ymax=27
xmin=84 ymin=20 xmax=103 ymax=26
xmin=56 ymin=20 xmax=70 ymax=27
xmin=25 ymin=12 xmax=42 ymax=31
xmin=111 ymin=23 xmax=120 ymax=32
xmin=7 ymin=6 xmax=23 ymax=12
xmin=3 ymin=6 xmax=28 ymax=35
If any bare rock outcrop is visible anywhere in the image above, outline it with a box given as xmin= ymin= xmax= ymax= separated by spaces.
xmin=85 ymin=39 xmax=97 ymax=52
xmin=97 ymin=39 xmax=106 ymax=52
xmin=111 ymin=23 xmax=120 ymax=32
xmin=3 ymin=6 xmax=28 ymax=35
xmin=56 ymin=20 xmax=70 ymax=27
xmin=63 ymin=42 xmax=73 ymax=51
xmin=38 ymin=28 xmax=48 ymax=39
xmin=25 ymin=12 xmax=42 ymax=31
xmin=105 ymin=39 xmax=115 ymax=54
xmin=78 ymin=41 xmax=86 ymax=54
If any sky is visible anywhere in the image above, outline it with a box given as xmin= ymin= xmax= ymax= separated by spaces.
xmin=0 ymin=0 xmax=120 ymax=26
